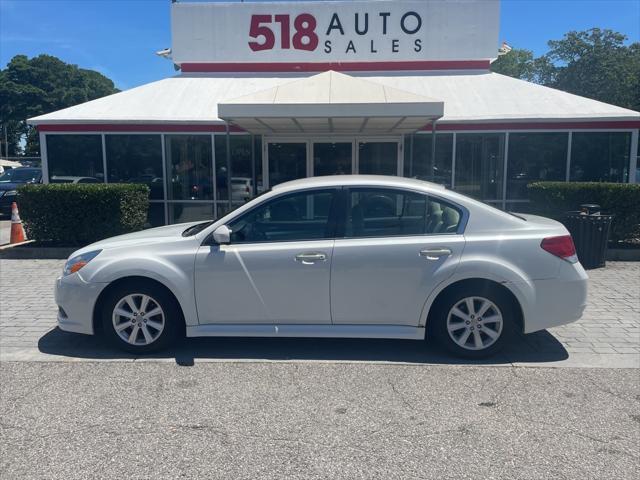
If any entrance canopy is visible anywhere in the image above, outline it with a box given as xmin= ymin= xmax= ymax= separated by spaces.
xmin=218 ymin=71 xmax=443 ymax=135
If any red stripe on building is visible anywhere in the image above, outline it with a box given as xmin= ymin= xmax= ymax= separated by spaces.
xmin=430 ymin=121 xmax=640 ymax=131
xmin=37 ymin=124 xmax=244 ymax=133
xmin=180 ymin=60 xmax=491 ymax=73
xmin=37 ymin=120 xmax=640 ymax=133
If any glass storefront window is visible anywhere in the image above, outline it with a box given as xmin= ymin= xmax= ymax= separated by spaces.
xmin=570 ymin=132 xmax=631 ymax=183
xmin=168 ymin=202 xmax=215 ymax=224
xmin=455 ymin=133 xmax=505 ymax=201
xmin=313 ymin=142 xmax=352 ymax=176
xmin=268 ymin=142 xmax=307 ymax=187
xmin=165 ymin=135 xmax=213 ymax=200
xmin=507 ymin=133 xmax=568 ymax=199
xmin=46 ymin=135 xmax=104 ymax=180
xmin=146 ymin=203 xmax=166 ymax=228
xmin=404 ymin=133 xmax=453 ymax=187
xmin=214 ymin=135 xmax=263 ymax=202
xmin=105 ymin=135 xmax=164 ymax=199
xmin=358 ymin=141 xmax=398 ymax=176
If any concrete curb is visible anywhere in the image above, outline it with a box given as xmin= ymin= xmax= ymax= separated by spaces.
xmin=606 ymin=248 xmax=640 ymax=261
xmin=0 ymin=241 xmax=75 ymax=259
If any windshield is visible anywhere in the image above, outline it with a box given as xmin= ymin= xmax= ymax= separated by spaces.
xmin=0 ymin=168 xmax=41 ymax=183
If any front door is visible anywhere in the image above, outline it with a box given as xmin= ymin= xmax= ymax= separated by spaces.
xmin=265 ymin=141 xmax=308 ymax=187
xmin=194 ymin=188 xmax=339 ymax=324
xmin=356 ymin=139 xmax=402 ymax=176
xmin=330 ymin=187 xmax=465 ymax=326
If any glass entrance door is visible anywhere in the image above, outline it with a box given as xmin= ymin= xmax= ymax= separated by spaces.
xmin=357 ymin=140 xmax=401 ymax=176
xmin=312 ymin=141 xmax=354 ymax=176
xmin=266 ymin=141 xmax=308 ymax=187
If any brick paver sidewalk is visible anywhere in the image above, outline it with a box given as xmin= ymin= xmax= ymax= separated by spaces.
xmin=0 ymin=259 xmax=638 ymax=366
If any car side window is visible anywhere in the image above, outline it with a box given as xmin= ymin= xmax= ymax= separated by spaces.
xmin=228 ymin=189 xmax=336 ymax=243
xmin=345 ymin=188 xmax=462 ymax=238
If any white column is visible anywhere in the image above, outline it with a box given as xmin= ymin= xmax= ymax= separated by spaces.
xmin=101 ymin=134 xmax=108 ymax=183
xmin=629 ymin=129 xmax=638 ymax=184
xmin=451 ymin=132 xmax=457 ymax=189
xmin=565 ymin=132 xmax=573 ymax=182
xmin=160 ymin=133 xmax=169 ymax=225
xmin=39 ymin=131 xmax=49 ymax=183
xmin=502 ymin=132 xmax=509 ymax=210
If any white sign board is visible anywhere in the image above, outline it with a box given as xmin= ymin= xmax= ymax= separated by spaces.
xmin=171 ymin=0 xmax=500 ymax=68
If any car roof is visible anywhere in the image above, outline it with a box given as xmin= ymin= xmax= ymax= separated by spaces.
xmin=272 ymin=175 xmax=446 ymax=193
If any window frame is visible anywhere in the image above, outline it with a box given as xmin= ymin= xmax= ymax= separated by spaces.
xmin=337 ymin=186 xmax=468 ymax=239
xmin=223 ymin=187 xmax=342 ymax=245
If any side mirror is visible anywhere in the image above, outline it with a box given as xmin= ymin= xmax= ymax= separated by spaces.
xmin=212 ymin=225 xmax=231 ymax=244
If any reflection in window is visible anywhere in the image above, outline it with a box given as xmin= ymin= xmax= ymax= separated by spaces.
xmin=404 ymin=134 xmax=453 ymax=187
xmin=229 ymin=190 xmax=335 ymax=243
xmin=46 ymin=135 xmax=103 ymax=180
xmin=268 ymin=142 xmax=307 ymax=187
xmin=570 ymin=132 xmax=631 ymax=183
xmin=455 ymin=134 xmax=505 ymax=201
xmin=214 ymin=135 xmax=263 ymax=202
xmin=105 ymin=135 xmax=164 ymax=199
xmin=507 ymin=133 xmax=567 ymax=199
xmin=165 ymin=135 xmax=213 ymax=200
xmin=358 ymin=141 xmax=398 ymax=176
xmin=146 ymin=203 xmax=166 ymax=227
xmin=346 ymin=188 xmax=461 ymax=237
xmin=168 ymin=203 xmax=215 ymax=224
xmin=314 ymin=142 xmax=352 ymax=176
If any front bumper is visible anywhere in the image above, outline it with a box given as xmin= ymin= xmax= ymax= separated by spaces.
xmin=54 ymin=273 xmax=108 ymax=335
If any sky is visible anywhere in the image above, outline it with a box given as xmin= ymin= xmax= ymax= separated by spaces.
xmin=1 ymin=0 xmax=639 ymax=90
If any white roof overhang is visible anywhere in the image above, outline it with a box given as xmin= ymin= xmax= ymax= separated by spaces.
xmin=218 ymin=71 xmax=444 ymax=135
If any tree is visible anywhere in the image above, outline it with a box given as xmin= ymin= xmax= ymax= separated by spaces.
xmin=0 ymin=54 xmax=119 ymax=156
xmin=546 ymin=29 xmax=640 ymax=111
xmin=491 ymin=29 xmax=640 ymax=111
xmin=491 ymin=48 xmax=537 ymax=81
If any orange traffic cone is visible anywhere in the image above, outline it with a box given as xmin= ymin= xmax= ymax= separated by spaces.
xmin=10 ymin=202 xmax=26 ymax=244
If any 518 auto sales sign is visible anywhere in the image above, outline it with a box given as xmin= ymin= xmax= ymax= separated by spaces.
xmin=171 ymin=0 xmax=499 ymax=69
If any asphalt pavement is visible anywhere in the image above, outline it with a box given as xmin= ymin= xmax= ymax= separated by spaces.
xmin=1 ymin=362 xmax=638 ymax=480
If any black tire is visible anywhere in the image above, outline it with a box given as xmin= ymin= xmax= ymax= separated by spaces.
xmin=432 ymin=285 xmax=516 ymax=359
xmin=101 ymin=281 xmax=182 ymax=354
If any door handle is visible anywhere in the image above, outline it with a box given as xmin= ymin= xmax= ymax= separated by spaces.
xmin=420 ymin=248 xmax=452 ymax=260
xmin=295 ymin=252 xmax=327 ymax=264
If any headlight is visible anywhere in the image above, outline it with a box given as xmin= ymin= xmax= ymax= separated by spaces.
xmin=0 ymin=191 xmax=4 ymax=197
xmin=3 ymin=190 xmax=17 ymax=196
xmin=63 ymin=250 xmax=102 ymax=276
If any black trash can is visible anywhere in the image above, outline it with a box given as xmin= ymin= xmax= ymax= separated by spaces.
xmin=563 ymin=204 xmax=613 ymax=269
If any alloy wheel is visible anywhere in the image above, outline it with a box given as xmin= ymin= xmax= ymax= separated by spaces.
xmin=446 ymin=296 xmax=504 ymax=351
xmin=112 ymin=293 xmax=165 ymax=346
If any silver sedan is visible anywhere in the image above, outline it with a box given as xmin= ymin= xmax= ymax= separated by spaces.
xmin=55 ymin=175 xmax=588 ymax=358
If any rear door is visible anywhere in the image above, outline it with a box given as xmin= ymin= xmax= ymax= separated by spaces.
xmin=330 ymin=187 xmax=465 ymax=326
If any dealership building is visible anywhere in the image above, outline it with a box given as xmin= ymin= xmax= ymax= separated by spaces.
xmin=28 ymin=0 xmax=640 ymax=226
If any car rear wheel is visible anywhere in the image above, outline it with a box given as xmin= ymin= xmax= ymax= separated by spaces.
xmin=433 ymin=288 xmax=515 ymax=358
xmin=101 ymin=283 xmax=181 ymax=353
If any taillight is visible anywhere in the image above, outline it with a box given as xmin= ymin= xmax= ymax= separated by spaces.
xmin=541 ymin=235 xmax=578 ymax=263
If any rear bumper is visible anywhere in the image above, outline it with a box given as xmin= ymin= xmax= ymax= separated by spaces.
xmin=521 ymin=262 xmax=589 ymax=333
xmin=54 ymin=274 xmax=108 ymax=335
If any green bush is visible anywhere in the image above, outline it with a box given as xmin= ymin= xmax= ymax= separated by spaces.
xmin=527 ymin=182 xmax=640 ymax=243
xmin=17 ymin=183 xmax=150 ymax=246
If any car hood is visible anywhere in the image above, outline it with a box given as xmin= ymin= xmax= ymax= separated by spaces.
xmin=0 ymin=182 xmax=21 ymax=191
xmin=71 ymin=221 xmax=204 ymax=256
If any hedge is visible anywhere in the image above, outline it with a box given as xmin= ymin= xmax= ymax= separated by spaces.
xmin=17 ymin=183 xmax=150 ymax=246
xmin=527 ymin=182 xmax=640 ymax=244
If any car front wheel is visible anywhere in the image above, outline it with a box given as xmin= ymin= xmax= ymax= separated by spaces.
xmin=433 ymin=288 xmax=515 ymax=359
xmin=101 ymin=283 xmax=181 ymax=353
